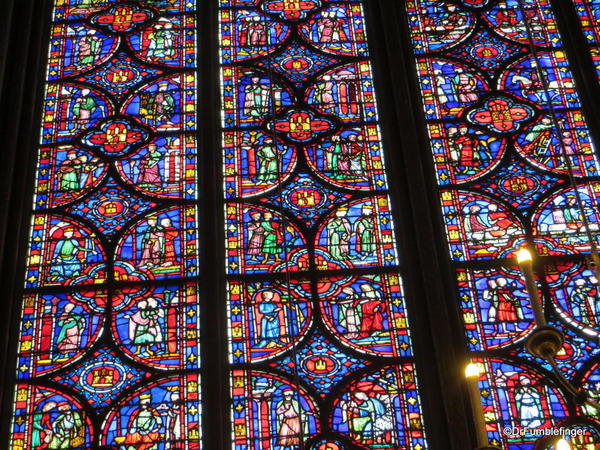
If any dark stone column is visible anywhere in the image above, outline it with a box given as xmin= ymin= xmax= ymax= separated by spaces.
xmin=362 ymin=1 xmax=473 ymax=448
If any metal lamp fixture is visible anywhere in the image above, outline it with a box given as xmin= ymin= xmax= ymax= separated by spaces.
xmin=517 ymin=248 xmax=600 ymax=410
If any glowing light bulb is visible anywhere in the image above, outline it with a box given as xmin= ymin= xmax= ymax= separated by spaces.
xmin=465 ymin=363 xmax=480 ymax=379
xmin=517 ymin=248 xmax=532 ymax=264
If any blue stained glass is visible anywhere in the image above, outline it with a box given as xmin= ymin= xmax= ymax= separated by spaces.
xmin=66 ymin=179 xmax=157 ymax=235
xmin=546 ymin=261 xmax=600 ymax=336
xmin=513 ymin=321 xmax=600 ymax=378
xmin=127 ymin=15 xmax=198 ymax=68
xmin=230 ymin=370 xmax=321 ymax=448
xmin=499 ymin=52 xmax=581 ymax=109
xmin=52 ymin=347 xmax=152 ymax=409
xmin=121 ymin=74 xmax=197 ymax=132
xmin=415 ymin=58 xmax=490 ymax=120
xmin=581 ymin=362 xmax=600 ymax=418
xmin=255 ymin=41 xmax=339 ymax=88
xmin=34 ymin=145 xmax=108 ymax=209
xmin=474 ymin=155 xmax=564 ymax=211
xmin=318 ymin=273 xmax=412 ymax=357
xmin=227 ymin=278 xmax=313 ymax=364
xmin=12 ymin=385 xmax=94 ymax=449
xmin=298 ymin=4 xmax=369 ymax=56
xmin=112 ymin=283 xmax=202 ymax=370
xmin=53 ymin=0 xmax=196 ymax=22
xmin=426 ymin=122 xmax=507 ymax=186
xmin=47 ymin=24 xmax=119 ymax=80
xmin=533 ymin=183 xmax=600 ymax=254
xmin=220 ymin=0 xmax=427 ymax=448
xmin=42 ymin=83 xmax=114 ymax=144
xmin=223 ymin=130 xmax=297 ymax=198
xmin=11 ymin=0 xmax=201 ymax=447
xmin=473 ymin=358 xmax=568 ymax=447
xmin=16 ymin=291 xmax=105 ymax=378
xmin=456 ymin=266 xmax=536 ymax=351
xmin=74 ymin=52 xmax=167 ymax=99
xmin=572 ymin=0 xmax=600 ymax=78
xmin=407 ymin=1 xmax=476 ymax=54
xmin=484 ymin=0 xmax=562 ymax=47
xmin=315 ymin=197 xmax=399 ymax=269
xmin=115 ymin=206 xmax=199 ymax=280
xmin=446 ymin=27 xmax=528 ymax=72
xmin=304 ymin=125 xmax=389 ymax=192
xmin=330 ymin=366 xmax=427 ymax=448
xmin=269 ymin=331 xmax=371 ymax=396
xmin=222 ymin=68 xmax=294 ymax=128
xmin=259 ymin=173 xmax=353 ymax=227
xmin=116 ymin=134 xmax=199 ymax=200
xmin=101 ymin=374 xmax=202 ymax=448
xmin=219 ymin=8 xmax=291 ymax=64
xmin=306 ymin=62 xmax=379 ymax=123
xmin=405 ymin=0 xmax=600 ymax=444
xmin=514 ymin=111 xmax=600 ymax=178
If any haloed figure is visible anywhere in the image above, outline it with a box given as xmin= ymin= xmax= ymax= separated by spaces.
xmin=344 ymin=390 xmax=386 ymax=444
xmin=244 ymin=76 xmax=270 ymax=118
xmin=58 ymin=150 xmax=83 ymax=192
xmin=77 ymin=29 xmax=101 ymax=66
xmin=139 ymin=216 xmax=164 ymax=269
xmin=71 ymin=89 xmax=98 ymax=130
xmin=160 ymin=217 xmax=177 ymax=267
xmin=570 ymin=276 xmax=599 ymax=326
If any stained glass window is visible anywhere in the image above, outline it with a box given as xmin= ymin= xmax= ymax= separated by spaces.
xmin=10 ymin=1 xmax=202 ymax=448
xmin=8 ymin=0 xmax=435 ymax=449
xmin=219 ymin=0 xmax=427 ymax=448
xmin=14 ymin=0 xmax=600 ymax=447
xmin=572 ymin=0 xmax=600 ymax=79
xmin=404 ymin=0 xmax=600 ymax=447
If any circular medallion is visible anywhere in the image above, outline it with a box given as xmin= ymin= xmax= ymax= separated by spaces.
xmin=287 ymin=187 xmax=325 ymax=209
xmin=104 ymin=65 xmax=139 ymax=86
xmin=79 ymin=360 xmax=127 ymax=394
xmin=94 ymin=198 xmax=128 ymax=219
xmin=474 ymin=45 xmax=499 ymax=59
xmin=498 ymin=174 xmax=538 ymax=196
xmin=281 ymin=55 xmax=313 ymax=75
xmin=301 ymin=354 xmax=341 ymax=377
